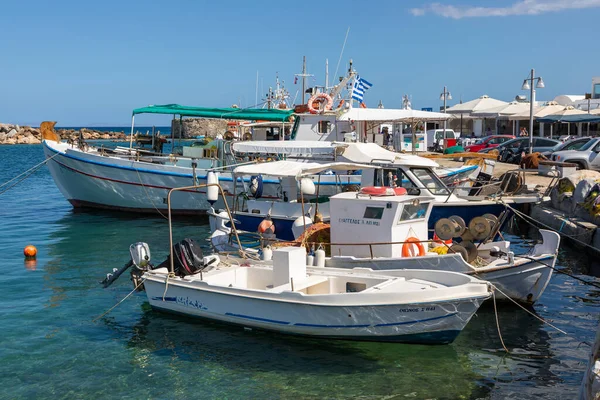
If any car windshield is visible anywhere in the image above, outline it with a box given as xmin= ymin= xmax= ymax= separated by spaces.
xmin=579 ymin=139 xmax=598 ymax=151
xmin=474 ymin=139 xmax=485 ymax=144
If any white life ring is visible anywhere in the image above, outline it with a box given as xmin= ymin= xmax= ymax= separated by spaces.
xmin=307 ymin=93 xmax=334 ymax=114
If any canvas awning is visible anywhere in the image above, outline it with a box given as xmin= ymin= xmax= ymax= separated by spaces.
xmin=232 ymin=140 xmax=335 ymax=155
xmin=334 ymin=143 xmax=439 ymax=167
xmin=132 ymin=104 xmax=295 ymax=122
xmin=337 ymin=108 xmax=452 ymax=122
xmin=537 ymin=114 xmax=600 ymax=123
xmin=233 ymin=161 xmax=375 ymax=178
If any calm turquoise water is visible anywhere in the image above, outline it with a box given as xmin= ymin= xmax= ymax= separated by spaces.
xmin=1 ymin=144 xmax=599 ymax=399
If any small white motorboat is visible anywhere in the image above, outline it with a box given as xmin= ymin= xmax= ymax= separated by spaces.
xmin=211 ymin=186 xmax=560 ymax=304
xmin=131 ymin=244 xmax=491 ymax=344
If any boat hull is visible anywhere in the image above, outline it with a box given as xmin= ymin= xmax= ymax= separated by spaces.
xmin=325 ymin=255 xmax=554 ymax=304
xmin=42 ymin=141 xmax=357 ymax=215
xmin=143 ymin=276 xmax=485 ymax=344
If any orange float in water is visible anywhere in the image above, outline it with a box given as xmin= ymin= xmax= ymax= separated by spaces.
xmin=24 ymin=245 xmax=37 ymax=259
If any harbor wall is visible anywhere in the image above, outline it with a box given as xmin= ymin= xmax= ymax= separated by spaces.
xmin=531 ymin=170 xmax=600 ymax=259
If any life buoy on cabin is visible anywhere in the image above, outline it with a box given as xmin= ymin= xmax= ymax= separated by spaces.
xmin=307 ymin=93 xmax=334 ymax=114
xmin=402 ymin=237 xmax=426 ymax=257
xmin=358 ymin=186 xmax=407 ymax=196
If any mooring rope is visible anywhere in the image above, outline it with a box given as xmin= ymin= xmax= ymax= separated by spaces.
xmin=492 ymin=289 xmax=510 ymax=353
xmin=92 ymin=277 xmax=147 ymax=322
xmin=0 ymin=152 xmax=60 ymax=195
xmin=491 ymin=284 xmax=568 ymax=336
xmin=134 ymin=167 xmax=168 ymax=220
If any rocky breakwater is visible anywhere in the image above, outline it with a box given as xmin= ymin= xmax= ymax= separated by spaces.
xmin=0 ymin=123 xmax=127 ymax=145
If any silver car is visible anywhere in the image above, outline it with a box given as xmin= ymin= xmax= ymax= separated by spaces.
xmin=551 ymin=137 xmax=600 ymax=170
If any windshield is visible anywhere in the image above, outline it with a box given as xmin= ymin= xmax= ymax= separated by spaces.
xmin=474 ymin=139 xmax=485 ymax=144
xmin=579 ymin=139 xmax=598 ymax=151
xmin=410 ymin=168 xmax=449 ymax=195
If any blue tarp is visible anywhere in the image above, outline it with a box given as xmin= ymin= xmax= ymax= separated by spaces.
xmin=537 ymin=114 xmax=600 ymax=123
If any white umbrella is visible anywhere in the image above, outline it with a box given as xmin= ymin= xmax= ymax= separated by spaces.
xmin=508 ymin=101 xmax=567 ymax=120
xmin=545 ymin=105 xmax=588 ymax=118
xmin=471 ymin=101 xmax=531 ymax=118
xmin=445 ymin=95 xmax=508 ymax=114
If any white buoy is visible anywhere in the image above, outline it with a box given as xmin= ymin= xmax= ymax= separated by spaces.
xmin=261 ymin=246 xmax=273 ymax=261
xmin=291 ymin=216 xmax=313 ymax=240
xmin=207 ymin=171 xmax=219 ymax=204
xmin=306 ymin=254 xmax=314 ymax=266
xmin=297 ymin=178 xmax=316 ymax=195
xmin=315 ymin=248 xmax=325 ymax=268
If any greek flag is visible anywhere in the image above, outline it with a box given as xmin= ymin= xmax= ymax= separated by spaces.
xmin=351 ymin=76 xmax=373 ymax=102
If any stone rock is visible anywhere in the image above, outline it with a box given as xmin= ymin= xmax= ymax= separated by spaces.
xmin=0 ymin=132 xmax=6 ymax=142
xmin=5 ymin=138 xmax=16 ymax=145
xmin=6 ymin=129 xmax=17 ymax=138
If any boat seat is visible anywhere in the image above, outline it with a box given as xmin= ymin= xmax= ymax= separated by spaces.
xmin=266 ymin=275 xmax=329 ymax=293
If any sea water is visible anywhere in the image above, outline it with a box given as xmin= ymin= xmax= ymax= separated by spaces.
xmin=0 ymin=144 xmax=599 ymax=399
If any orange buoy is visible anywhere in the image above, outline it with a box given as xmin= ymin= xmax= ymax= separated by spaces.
xmin=24 ymin=245 xmax=37 ymax=259
xmin=258 ymin=219 xmax=275 ymax=235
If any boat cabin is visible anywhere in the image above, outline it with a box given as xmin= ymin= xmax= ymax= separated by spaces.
xmin=329 ymin=191 xmax=434 ymax=258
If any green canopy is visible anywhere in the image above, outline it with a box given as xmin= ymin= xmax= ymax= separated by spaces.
xmin=132 ymin=104 xmax=294 ymax=122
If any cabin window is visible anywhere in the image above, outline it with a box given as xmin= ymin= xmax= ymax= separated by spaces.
xmin=363 ymin=207 xmax=384 ymax=219
xmin=317 ymin=121 xmax=331 ymax=134
xmin=410 ymin=168 xmax=449 ymax=195
xmin=380 ymin=169 xmax=418 ymax=190
xmin=398 ymin=202 xmax=429 ymax=223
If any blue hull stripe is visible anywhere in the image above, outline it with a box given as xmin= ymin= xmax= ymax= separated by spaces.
xmin=374 ymin=312 xmax=457 ymax=327
xmin=225 ymin=312 xmax=290 ymax=325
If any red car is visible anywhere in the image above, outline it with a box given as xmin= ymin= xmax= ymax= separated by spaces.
xmin=465 ymin=135 xmax=516 ymax=152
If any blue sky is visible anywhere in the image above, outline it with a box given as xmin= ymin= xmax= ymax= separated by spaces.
xmin=1 ymin=0 xmax=599 ymax=126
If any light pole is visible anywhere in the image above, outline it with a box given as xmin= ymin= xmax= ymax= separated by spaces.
xmin=440 ymin=86 xmax=452 ymax=151
xmin=521 ymin=69 xmax=545 ymax=154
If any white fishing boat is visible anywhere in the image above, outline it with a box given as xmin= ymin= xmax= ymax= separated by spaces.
xmin=212 ymin=145 xmax=544 ymax=242
xmin=133 ymin=244 xmax=491 ymax=344
xmin=210 ymin=183 xmax=560 ymax=304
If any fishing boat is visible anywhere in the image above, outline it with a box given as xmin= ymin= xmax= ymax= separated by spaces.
xmin=210 ymin=182 xmax=560 ymax=304
xmin=214 ymin=144 xmax=544 ymax=241
xmin=123 ymin=243 xmax=491 ymax=344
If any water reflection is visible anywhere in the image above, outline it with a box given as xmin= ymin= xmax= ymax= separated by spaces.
xmin=97 ymin=307 xmax=492 ymax=399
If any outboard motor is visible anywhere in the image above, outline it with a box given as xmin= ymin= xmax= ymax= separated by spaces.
xmin=101 ymin=242 xmax=152 ymax=289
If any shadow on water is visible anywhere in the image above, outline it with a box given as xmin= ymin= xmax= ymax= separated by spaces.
xmin=97 ymin=304 xmax=493 ymax=399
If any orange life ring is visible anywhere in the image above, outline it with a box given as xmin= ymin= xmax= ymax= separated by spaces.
xmin=307 ymin=93 xmax=334 ymax=114
xmin=359 ymin=102 xmax=367 ymax=108
xmin=337 ymin=99 xmax=344 ymax=109
xmin=359 ymin=186 xmax=407 ymax=196
xmin=402 ymin=237 xmax=426 ymax=257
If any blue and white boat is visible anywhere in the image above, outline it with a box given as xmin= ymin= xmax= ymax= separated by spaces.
xmin=212 ymin=142 xmax=544 ymax=241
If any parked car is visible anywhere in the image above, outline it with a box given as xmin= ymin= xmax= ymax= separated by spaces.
xmin=479 ymin=137 xmax=560 ymax=163
xmin=542 ymin=137 xmax=592 ymax=157
xmin=464 ymin=135 xmax=515 ymax=153
xmin=551 ymin=137 xmax=600 ymax=170
xmin=426 ymin=129 xmax=458 ymax=152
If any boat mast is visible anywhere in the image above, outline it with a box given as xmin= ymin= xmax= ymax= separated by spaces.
xmin=295 ymin=56 xmax=313 ymax=104
xmin=325 ymin=59 xmax=329 ymax=92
